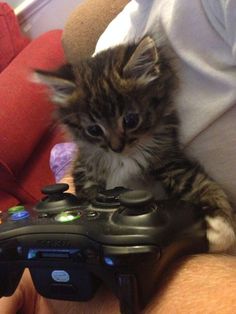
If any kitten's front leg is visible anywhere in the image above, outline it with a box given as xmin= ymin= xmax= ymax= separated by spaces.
xmin=156 ymin=152 xmax=236 ymax=253
xmin=72 ymin=159 xmax=99 ymax=202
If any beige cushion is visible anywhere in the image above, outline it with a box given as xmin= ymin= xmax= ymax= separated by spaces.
xmin=62 ymin=0 xmax=129 ymax=62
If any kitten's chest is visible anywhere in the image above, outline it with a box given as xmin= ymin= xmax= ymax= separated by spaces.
xmin=106 ymin=158 xmax=141 ymax=189
xmin=84 ymin=152 xmax=143 ymax=188
xmin=82 ymin=150 xmax=166 ymax=199
xmin=84 ymin=152 xmax=165 ymax=198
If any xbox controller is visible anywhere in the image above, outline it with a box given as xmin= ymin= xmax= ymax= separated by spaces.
xmin=0 ymin=184 xmax=208 ymax=314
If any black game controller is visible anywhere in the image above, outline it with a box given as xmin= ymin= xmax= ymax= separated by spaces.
xmin=0 ymin=184 xmax=208 ymax=314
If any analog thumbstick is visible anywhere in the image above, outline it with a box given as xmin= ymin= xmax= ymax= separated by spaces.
xmin=41 ymin=183 xmax=69 ymax=195
xmin=36 ymin=183 xmax=79 ymax=213
xmin=118 ymin=190 xmax=154 ymax=216
xmin=112 ymin=190 xmax=157 ymax=225
xmin=119 ymin=190 xmax=154 ymax=208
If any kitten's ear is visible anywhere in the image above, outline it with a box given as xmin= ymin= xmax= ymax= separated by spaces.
xmin=123 ymin=36 xmax=160 ymax=85
xmin=33 ymin=70 xmax=76 ymax=105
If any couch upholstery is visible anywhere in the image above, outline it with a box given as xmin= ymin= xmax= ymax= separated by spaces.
xmin=0 ymin=3 xmax=29 ymax=72
xmin=62 ymin=0 xmax=128 ymax=62
xmin=0 ymin=29 xmax=65 ymax=210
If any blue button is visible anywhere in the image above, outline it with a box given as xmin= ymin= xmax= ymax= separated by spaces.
xmin=51 ymin=270 xmax=70 ymax=283
xmin=11 ymin=210 xmax=30 ymax=221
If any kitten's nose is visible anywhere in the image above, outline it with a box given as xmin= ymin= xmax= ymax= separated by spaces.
xmin=109 ymin=137 xmax=125 ymax=153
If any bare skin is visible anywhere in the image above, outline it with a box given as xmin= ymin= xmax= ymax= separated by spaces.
xmin=1 ymin=254 xmax=236 ymax=314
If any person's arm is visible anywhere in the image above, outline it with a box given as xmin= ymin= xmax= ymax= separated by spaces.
xmin=1 ymin=254 xmax=236 ymax=314
xmin=48 ymin=254 xmax=236 ymax=314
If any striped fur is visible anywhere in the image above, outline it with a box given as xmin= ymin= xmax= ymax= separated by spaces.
xmin=35 ymin=36 xmax=236 ymax=253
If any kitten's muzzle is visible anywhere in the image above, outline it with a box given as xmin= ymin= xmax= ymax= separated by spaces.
xmin=109 ymin=138 xmax=125 ymax=153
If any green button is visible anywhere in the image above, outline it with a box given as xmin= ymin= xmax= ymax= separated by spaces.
xmin=55 ymin=211 xmax=81 ymax=223
xmin=8 ymin=205 xmax=25 ymax=214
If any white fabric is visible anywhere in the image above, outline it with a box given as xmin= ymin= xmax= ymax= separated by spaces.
xmin=94 ymin=0 xmax=236 ymax=146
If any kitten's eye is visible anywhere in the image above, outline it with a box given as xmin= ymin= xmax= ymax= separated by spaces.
xmin=123 ymin=113 xmax=140 ymax=130
xmin=86 ymin=125 xmax=103 ymax=137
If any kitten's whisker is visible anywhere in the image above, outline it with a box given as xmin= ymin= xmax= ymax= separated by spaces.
xmin=134 ymin=139 xmax=162 ymax=165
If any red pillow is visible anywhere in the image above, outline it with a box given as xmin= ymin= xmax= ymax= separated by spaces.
xmin=0 ymin=2 xmax=30 ymax=72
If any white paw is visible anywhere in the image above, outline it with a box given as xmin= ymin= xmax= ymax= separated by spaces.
xmin=206 ymin=216 xmax=236 ymax=253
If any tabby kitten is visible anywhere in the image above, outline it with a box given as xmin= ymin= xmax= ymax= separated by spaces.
xmin=35 ymin=36 xmax=235 ymax=253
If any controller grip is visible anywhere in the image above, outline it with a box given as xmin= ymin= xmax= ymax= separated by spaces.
xmin=116 ymin=229 xmax=208 ymax=313
xmin=0 ymin=262 xmax=24 ymax=297
xmin=29 ymin=266 xmax=100 ymax=301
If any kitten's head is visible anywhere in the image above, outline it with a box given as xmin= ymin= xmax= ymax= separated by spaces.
xmin=34 ymin=36 xmax=177 ymax=156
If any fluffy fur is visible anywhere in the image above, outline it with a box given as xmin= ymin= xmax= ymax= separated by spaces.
xmin=35 ymin=36 xmax=236 ymax=253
